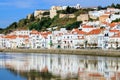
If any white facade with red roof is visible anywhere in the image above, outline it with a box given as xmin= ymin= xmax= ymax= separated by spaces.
xmin=81 ymin=25 xmax=96 ymax=32
xmin=1 ymin=16 xmax=120 ymax=50
xmin=109 ymin=32 xmax=120 ymax=49
xmin=85 ymin=28 xmax=110 ymax=49
xmin=61 ymin=29 xmax=86 ymax=49
xmin=0 ymin=34 xmax=5 ymax=48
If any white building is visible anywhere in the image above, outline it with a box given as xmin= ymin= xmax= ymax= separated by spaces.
xmin=109 ymin=32 xmax=120 ymax=49
xmin=89 ymin=10 xmax=105 ymax=17
xmin=110 ymin=14 xmax=120 ymax=21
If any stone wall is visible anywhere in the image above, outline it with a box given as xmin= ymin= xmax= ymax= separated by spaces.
xmin=77 ymin=14 xmax=89 ymax=21
xmin=59 ymin=14 xmax=75 ymax=18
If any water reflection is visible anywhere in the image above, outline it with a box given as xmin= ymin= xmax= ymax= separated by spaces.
xmin=0 ymin=53 xmax=120 ymax=80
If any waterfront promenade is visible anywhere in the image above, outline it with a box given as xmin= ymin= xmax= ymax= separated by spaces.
xmin=0 ymin=48 xmax=120 ymax=57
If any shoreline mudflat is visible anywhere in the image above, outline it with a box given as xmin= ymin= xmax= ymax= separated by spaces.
xmin=0 ymin=49 xmax=120 ymax=57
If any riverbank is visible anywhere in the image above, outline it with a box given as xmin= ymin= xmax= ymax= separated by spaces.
xmin=0 ymin=49 xmax=120 ymax=57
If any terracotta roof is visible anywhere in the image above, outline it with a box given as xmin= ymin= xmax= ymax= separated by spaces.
xmin=102 ymin=22 xmax=109 ymax=25
xmin=30 ymin=30 xmax=39 ymax=34
xmin=0 ymin=36 xmax=4 ymax=38
xmin=89 ymin=73 xmax=103 ymax=77
xmin=82 ymin=25 xmax=93 ymax=28
xmin=111 ymin=76 xmax=116 ymax=80
xmin=78 ymin=31 xmax=86 ymax=34
xmin=72 ymin=28 xmax=79 ymax=32
xmin=41 ymin=34 xmax=48 ymax=38
xmin=41 ymin=31 xmax=51 ymax=38
xmin=100 ymin=15 xmax=109 ymax=18
xmin=111 ymin=32 xmax=120 ymax=38
xmin=105 ymin=12 xmax=111 ymax=14
xmin=110 ymin=30 xmax=119 ymax=32
xmin=71 ymin=29 xmax=86 ymax=34
xmin=18 ymin=35 xmax=29 ymax=38
xmin=108 ymin=23 xmax=117 ymax=28
xmin=41 ymin=31 xmax=52 ymax=35
xmin=4 ymin=35 xmax=17 ymax=39
xmin=87 ymin=29 xmax=103 ymax=35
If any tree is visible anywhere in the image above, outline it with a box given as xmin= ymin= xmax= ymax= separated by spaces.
xmin=97 ymin=6 xmax=102 ymax=10
xmin=43 ymin=12 xmax=50 ymax=15
xmin=6 ymin=22 xmax=17 ymax=30
xmin=111 ymin=3 xmax=115 ymax=8
xmin=66 ymin=21 xmax=82 ymax=30
xmin=112 ymin=18 xmax=120 ymax=22
xmin=57 ymin=6 xmax=78 ymax=14
xmin=97 ymin=6 xmax=107 ymax=10
xmin=17 ymin=19 xmax=27 ymax=27
xmin=116 ymin=4 xmax=120 ymax=9
xmin=29 ymin=17 xmax=52 ymax=31
xmin=29 ymin=13 xmax=35 ymax=22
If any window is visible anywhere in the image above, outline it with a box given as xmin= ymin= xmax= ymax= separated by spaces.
xmin=67 ymin=36 xmax=69 ymax=39
xmin=64 ymin=41 xmax=66 ymax=44
xmin=50 ymin=36 xmax=52 ymax=39
xmin=37 ymin=35 xmax=39 ymax=38
xmin=104 ymin=33 xmax=108 ymax=37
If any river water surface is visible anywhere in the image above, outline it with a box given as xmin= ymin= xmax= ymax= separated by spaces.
xmin=0 ymin=52 xmax=120 ymax=80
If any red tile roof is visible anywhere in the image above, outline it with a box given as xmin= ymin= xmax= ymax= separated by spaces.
xmin=82 ymin=25 xmax=93 ymax=28
xmin=4 ymin=35 xmax=17 ymax=39
xmin=100 ymin=15 xmax=109 ymax=18
xmin=41 ymin=31 xmax=52 ymax=38
xmin=108 ymin=23 xmax=117 ymax=28
xmin=111 ymin=32 xmax=120 ymax=38
xmin=102 ymin=22 xmax=109 ymax=25
xmin=71 ymin=29 xmax=86 ymax=34
xmin=111 ymin=76 xmax=116 ymax=80
xmin=110 ymin=30 xmax=119 ymax=32
xmin=30 ymin=30 xmax=40 ymax=34
xmin=87 ymin=29 xmax=103 ymax=35
xmin=89 ymin=73 xmax=103 ymax=77
xmin=18 ymin=35 xmax=29 ymax=38
xmin=105 ymin=12 xmax=111 ymax=14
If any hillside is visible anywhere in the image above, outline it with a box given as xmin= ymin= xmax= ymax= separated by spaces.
xmin=0 ymin=16 xmax=80 ymax=34
xmin=1 ymin=3 xmax=120 ymax=34
xmin=0 ymin=6 xmax=97 ymax=34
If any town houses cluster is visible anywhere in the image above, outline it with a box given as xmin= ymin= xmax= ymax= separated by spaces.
xmin=1 ymin=6 xmax=120 ymax=49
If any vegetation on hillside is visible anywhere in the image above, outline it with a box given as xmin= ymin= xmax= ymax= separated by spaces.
xmin=3 ymin=4 xmax=118 ymax=34
xmin=112 ymin=18 xmax=120 ymax=22
xmin=65 ymin=21 xmax=82 ymax=30
xmin=58 ymin=6 xmax=94 ymax=16
xmin=97 ymin=3 xmax=120 ymax=10
xmin=108 ymin=3 xmax=120 ymax=9
xmin=1 ymin=10 xmax=83 ymax=34
xmin=1 ymin=13 xmax=35 ymax=34
xmin=28 ymin=17 xmax=52 ymax=31
xmin=57 ymin=6 xmax=79 ymax=14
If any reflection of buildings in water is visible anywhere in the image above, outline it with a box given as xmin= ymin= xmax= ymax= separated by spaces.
xmin=0 ymin=53 xmax=120 ymax=79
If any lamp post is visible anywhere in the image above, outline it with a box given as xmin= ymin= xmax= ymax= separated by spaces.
xmin=84 ymin=40 xmax=88 ymax=49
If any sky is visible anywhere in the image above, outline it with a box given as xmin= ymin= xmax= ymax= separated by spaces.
xmin=0 ymin=0 xmax=120 ymax=28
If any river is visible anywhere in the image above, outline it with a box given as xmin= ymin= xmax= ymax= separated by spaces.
xmin=0 ymin=52 xmax=120 ymax=80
